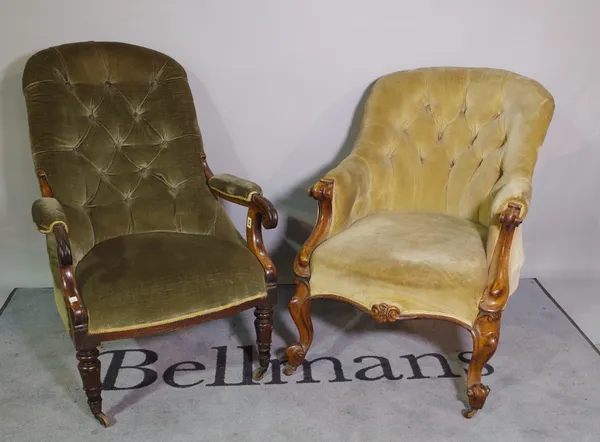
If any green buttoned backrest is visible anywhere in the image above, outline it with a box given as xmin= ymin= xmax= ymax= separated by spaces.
xmin=23 ymin=41 xmax=241 ymax=265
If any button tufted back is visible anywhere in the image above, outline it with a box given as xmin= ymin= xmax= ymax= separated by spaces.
xmin=348 ymin=67 xmax=554 ymax=227
xmin=23 ymin=42 xmax=240 ymax=263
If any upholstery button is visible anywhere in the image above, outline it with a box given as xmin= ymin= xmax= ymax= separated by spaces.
xmin=437 ymin=131 xmax=444 ymax=142
xmin=104 ymin=80 xmax=111 ymax=86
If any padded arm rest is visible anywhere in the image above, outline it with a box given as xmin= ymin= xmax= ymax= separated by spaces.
xmin=490 ymin=177 xmax=531 ymax=220
xmin=32 ymin=197 xmax=67 ymax=233
xmin=208 ymin=173 xmax=263 ymax=204
xmin=321 ymin=154 xmax=373 ymax=239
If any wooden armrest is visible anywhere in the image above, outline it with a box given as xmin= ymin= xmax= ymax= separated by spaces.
xmin=479 ymin=202 xmax=523 ymax=313
xmin=35 ymin=170 xmax=89 ymax=339
xmin=293 ymin=179 xmax=334 ymax=279
xmin=201 ymin=154 xmax=278 ymax=284
xmin=52 ymin=223 xmax=89 ymax=338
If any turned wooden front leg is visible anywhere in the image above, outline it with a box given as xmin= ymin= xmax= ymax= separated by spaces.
xmin=254 ymin=295 xmax=275 ymax=371
xmin=76 ymin=349 xmax=102 ymax=412
xmin=76 ymin=348 xmax=109 ymax=426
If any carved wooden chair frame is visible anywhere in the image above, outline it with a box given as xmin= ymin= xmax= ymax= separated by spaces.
xmin=284 ymin=178 xmax=522 ymax=418
xmin=36 ymin=153 xmax=278 ymax=426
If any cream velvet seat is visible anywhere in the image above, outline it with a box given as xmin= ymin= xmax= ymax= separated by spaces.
xmin=310 ymin=210 xmax=488 ymax=326
xmin=283 ymin=67 xmax=554 ymax=418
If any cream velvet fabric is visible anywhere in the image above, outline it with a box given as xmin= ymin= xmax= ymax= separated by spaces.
xmin=311 ymin=211 xmax=488 ymax=324
xmin=308 ymin=68 xmax=554 ymax=326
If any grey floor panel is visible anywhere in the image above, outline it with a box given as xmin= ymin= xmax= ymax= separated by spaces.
xmin=0 ymin=279 xmax=598 ymax=441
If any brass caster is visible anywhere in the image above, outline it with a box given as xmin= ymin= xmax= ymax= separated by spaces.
xmin=252 ymin=366 xmax=267 ymax=381
xmin=461 ymin=408 xmax=479 ymax=419
xmin=283 ymin=363 xmax=297 ymax=376
xmin=94 ymin=412 xmax=110 ymax=427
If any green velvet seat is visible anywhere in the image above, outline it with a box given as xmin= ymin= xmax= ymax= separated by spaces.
xmin=23 ymin=41 xmax=278 ymax=426
xmin=75 ymin=232 xmax=267 ymax=335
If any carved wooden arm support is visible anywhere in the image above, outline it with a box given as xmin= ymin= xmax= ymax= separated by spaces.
xmin=53 ymin=224 xmax=89 ymax=333
xmin=201 ymin=154 xmax=278 ymax=285
xmin=246 ymin=195 xmax=278 ymax=285
xmin=293 ymin=178 xmax=334 ymax=279
xmin=479 ymin=202 xmax=523 ymax=314
xmin=35 ymin=171 xmax=89 ymax=337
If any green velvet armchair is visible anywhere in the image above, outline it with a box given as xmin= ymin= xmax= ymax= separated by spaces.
xmin=23 ymin=41 xmax=278 ymax=426
xmin=284 ymin=67 xmax=554 ymax=417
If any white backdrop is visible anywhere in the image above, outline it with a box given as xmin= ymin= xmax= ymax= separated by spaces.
xmin=0 ymin=0 xmax=598 ymax=294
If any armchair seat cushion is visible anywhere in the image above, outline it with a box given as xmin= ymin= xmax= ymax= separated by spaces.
xmin=75 ymin=232 xmax=266 ymax=335
xmin=309 ymin=211 xmax=489 ymax=326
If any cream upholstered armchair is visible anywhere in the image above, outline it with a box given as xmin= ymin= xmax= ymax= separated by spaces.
xmin=23 ymin=42 xmax=278 ymax=426
xmin=283 ymin=68 xmax=554 ymax=417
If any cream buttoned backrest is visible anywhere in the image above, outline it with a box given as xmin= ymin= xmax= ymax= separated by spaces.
xmin=351 ymin=67 xmax=554 ymax=226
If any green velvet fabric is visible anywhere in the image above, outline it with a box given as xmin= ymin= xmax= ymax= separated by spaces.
xmin=75 ymin=232 xmax=266 ymax=334
xmin=23 ymin=41 xmax=243 ymax=263
xmin=22 ymin=42 xmax=265 ymax=332
xmin=32 ymin=197 xmax=67 ymax=232
xmin=209 ymin=173 xmax=262 ymax=202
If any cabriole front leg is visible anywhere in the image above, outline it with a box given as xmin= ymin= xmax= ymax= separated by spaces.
xmin=463 ymin=312 xmax=501 ymax=418
xmin=284 ymin=279 xmax=313 ymax=375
